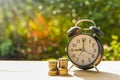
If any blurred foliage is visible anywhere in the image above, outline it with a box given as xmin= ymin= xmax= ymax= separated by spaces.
xmin=0 ymin=0 xmax=120 ymax=60
xmin=104 ymin=35 xmax=120 ymax=60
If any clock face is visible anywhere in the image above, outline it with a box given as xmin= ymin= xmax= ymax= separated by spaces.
xmin=67 ymin=34 xmax=100 ymax=68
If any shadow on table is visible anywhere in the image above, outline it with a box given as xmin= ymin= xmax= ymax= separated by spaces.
xmin=74 ymin=70 xmax=120 ymax=80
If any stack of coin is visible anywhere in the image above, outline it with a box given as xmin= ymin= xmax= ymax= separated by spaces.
xmin=48 ymin=60 xmax=58 ymax=76
xmin=58 ymin=58 xmax=68 ymax=76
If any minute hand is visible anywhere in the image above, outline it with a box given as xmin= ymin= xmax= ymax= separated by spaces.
xmin=85 ymin=50 xmax=92 ymax=55
xmin=79 ymin=50 xmax=84 ymax=56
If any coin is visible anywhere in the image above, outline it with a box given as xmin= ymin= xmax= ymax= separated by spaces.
xmin=48 ymin=70 xmax=58 ymax=76
xmin=58 ymin=68 xmax=68 ymax=76
xmin=48 ymin=60 xmax=57 ymax=71
xmin=58 ymin=58 xmax=68 ymax=69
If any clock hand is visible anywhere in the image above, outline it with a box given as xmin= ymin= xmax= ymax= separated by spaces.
xmin=82 ymin=38 xmax=85 ymax=49
xmin=74 ymin=48 xmax=84 ymax=56
xmin=74 ymin=48 xmax=82 ymax=51
xmin=79 ymin=50 xmax=84 ymax=56
xmin=85 ymin=50 xmax=92 ymax=55
xmin=84 ymin=48 xmax=95 ymax=58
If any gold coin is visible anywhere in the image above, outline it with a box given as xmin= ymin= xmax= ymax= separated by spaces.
xmin=48 ymin=60 xmax=57 ymax=64
xmin=58 ymin=68 xmax=68 ymax=76
xmin=48 ymin=60 xmax=57 ymax=66
xmin=59 ymin=58 xmax=68 ymax=62
xmin=59 ymin=63 xmax=68 ymax=69
xmin=48 ymin=60 xmax=57 ymax=71
xmin=48 ymin=70 xmax=58 ymax=76
xmin=58 ymin=58 xmax=68 ymax=69
xmin=49 ymin=66 xmax=57 ymax=71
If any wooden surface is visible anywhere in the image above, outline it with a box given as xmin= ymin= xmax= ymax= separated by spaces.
xmin=0 ymin=61 xmax=120 ymax=80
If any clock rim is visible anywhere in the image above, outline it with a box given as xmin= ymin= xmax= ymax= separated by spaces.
xmin=67 ymin=34 xmax=104 ymax=70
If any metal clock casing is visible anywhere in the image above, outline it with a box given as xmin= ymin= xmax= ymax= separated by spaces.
xmin=67 ymin=34 xmax=104 ymax=70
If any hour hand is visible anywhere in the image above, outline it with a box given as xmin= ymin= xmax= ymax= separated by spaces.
xmin=74 ymin=48 xmax=82 ymax=51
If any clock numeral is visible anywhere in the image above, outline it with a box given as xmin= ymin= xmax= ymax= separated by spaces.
xmin=92 ymin=43 xmax=95 ymax=47
xmin=81 ymin=59 xmax=85 ymax=64
xmin=77 ymin=39 xmax=80 ymax=43
xmin=93 ymin=48 xmax=96 ymax=53
xmin=89 ymin=39 xmax=91 ymax=44
xmin=82 ymin=38 xmax=86 ymax=42
xmin=72 ymin=44 xmax=77 ymax=47
xmin=88 ymin=58 xmax=91 ymax=62
xmin=71 ymin=54 xmax=75 ymax=58
xmin=92 ymin=54 xmax=95 ymax=58
xmin=70 ymin=48 xmax=74 ymax=52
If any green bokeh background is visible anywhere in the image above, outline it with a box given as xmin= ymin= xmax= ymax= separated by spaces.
xmin=0 ymin=0 xmax=120 ymax=60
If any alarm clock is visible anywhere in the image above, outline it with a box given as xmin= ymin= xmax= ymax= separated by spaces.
xmin=66 ymin=19 xmax=104 ymax=70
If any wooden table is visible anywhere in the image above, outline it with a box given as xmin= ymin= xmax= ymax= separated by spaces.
xmin=0 ymin=61 xmax=120 ymax=80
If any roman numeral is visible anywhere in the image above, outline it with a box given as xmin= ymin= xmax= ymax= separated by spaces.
xmin=72 ymin=44 xmax=77 ymax=47
xmin=88 ymin=58 xmax=91 ymax=62
xmin=92 ymin=54 xmax=95 ymax=58
xmin=77 ymin=39 xmax=80 ymax=43
xmin=81 ymin=59 xmax=85 ymax=64
xmin=92 ymin=43 xmax=95 ymax=47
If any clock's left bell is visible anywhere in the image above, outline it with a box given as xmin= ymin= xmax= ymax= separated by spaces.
xmin=67 ymin=26 xmax=81 ymax=38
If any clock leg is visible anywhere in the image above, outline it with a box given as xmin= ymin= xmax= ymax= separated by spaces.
xmin=68 ymin=64 xmax=75 ymax=71
xmin=93 ymin=65 xmax=99 ymax=72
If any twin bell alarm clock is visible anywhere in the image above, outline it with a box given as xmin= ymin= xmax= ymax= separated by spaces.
xmin=66 ymin=19 xmax=104 ymax=71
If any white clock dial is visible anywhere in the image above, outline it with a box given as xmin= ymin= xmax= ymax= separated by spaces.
xmin=67 ymin=34 xmax=99 ymax=67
